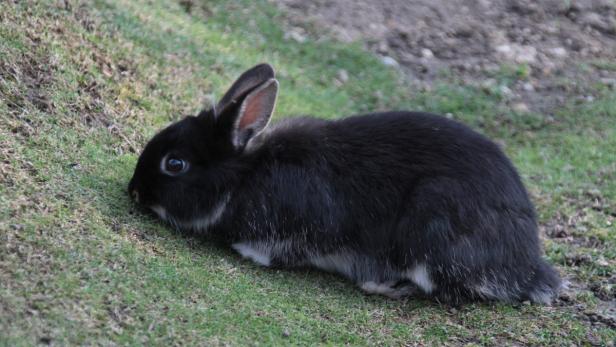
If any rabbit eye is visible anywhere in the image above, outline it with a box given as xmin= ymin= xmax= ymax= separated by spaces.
xmin=167 ymin=158 xmax=184 ymax=171
xmin=162 ymin=157 xmax=188 ymax=175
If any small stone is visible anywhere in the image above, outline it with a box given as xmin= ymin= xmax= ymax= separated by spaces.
xmin=69 ymin=162 xmax=81 ymax=170
xmin=578 ymin=12 xmax=608 ymax=32
xmin=522 ymin=82 xmax=535 ymax=92
xmin=484 ymin=64 xmax=499 ymax=73
xmin=600 ymin=78 xmax=616 ymax=87
xmin=495 ymin=44 xmax=537 ymax=63
xmin=380 ymin=56 xmax=399 ymax=68
xmin=548 ymin=47 xmax=567 ymax=58
xmin=377 ymin=41 xmax=389 ymax=54
xmin=285 ymin=29 xmax=307 ymax=43
xmin=495 ymin=44 xmax=512 ymax=54
xmin=542 ymin=61 xmax=556 ymax=75
xmin=559 ymin=291 xmax=572 ymax=302
xmin=499 ymin=85 xmax=513 ymax=97
xmin=565 ymin=253 xmax=592 ymax=265
xmin=336 ymin=69 xmax=349 ymax=83
xmin=515 ymin=46 xmax=537 ymax=63
xmin=481 ymin=78 xmax=497 ymax=89
xmin=420 ymin=48 xmax=434 ymax=58
xmin=584 ymin=310 xmax=597 ymax=321
xmin=512 ymin=102 xmax=530 ymax=113
xmin=282 ymin=329 xmax=291 ymax=338
xmin=550 ymin=224 xmax=569 ymax=238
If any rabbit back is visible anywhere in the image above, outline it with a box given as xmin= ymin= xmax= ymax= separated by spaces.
xmin=215 ymin=112 xmax=561 ymax=303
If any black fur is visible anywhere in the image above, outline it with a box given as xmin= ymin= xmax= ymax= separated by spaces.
xmin=129 ymin=64 xmax=561 ymax=304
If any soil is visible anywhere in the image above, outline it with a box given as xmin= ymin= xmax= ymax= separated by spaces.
xmin=274 ymin=0 xmax=616 ymax=114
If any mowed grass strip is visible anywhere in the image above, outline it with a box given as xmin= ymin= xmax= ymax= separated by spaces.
xmin=1 ymin=0 xmax=614 ymax=345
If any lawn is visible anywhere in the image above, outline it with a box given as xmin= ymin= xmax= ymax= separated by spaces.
xmin=1 ymin=0 xmax=614 ymax=345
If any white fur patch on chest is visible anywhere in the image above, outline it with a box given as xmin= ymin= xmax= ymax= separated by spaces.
xmin=404 ymin=263 xmax=435 ymax=293
xmin=231 ymin=242 xmax=271 ymax=266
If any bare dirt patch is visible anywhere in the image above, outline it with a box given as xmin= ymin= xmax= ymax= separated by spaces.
xmin=275 ymin=0 xmax=616 ymax=114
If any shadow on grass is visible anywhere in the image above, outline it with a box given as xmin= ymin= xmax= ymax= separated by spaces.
xmin=83 ymin=163 xmax=445 ymax=312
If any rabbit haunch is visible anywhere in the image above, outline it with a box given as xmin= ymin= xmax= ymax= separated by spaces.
xmin=128 ymin=64 xmax=561 ymax=304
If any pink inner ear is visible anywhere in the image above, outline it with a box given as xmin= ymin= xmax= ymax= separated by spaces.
xmin=239 ymin=90 xmax=267 ymax=130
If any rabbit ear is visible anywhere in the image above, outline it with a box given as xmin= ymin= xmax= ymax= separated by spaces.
xmin=215 ymin=63 xmax=275 ymax=116
xmin=231 ymin=78 xmax=278 ymax=148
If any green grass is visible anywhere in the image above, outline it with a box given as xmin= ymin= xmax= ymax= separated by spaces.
xmin=1 ymin=0 xmax=614 ymax=345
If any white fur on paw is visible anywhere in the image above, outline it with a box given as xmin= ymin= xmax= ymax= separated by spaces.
xmin=359 ymin=281 xmax=409 ymax=299
xmin=231 ymin=242 xmax=271 ymax=266
xmin=405 ymin=263 xmax=435 ymax=293
xmin=529 ymin=287 xmax=555 ymax=305
xmin=150 ymin=205 xmax=167 ymax=220
xmin=360 ymin=281 xmax=391 ymax=294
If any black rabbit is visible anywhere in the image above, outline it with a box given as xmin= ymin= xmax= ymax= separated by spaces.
xmin=128 ymin=64 xmax=561 ymax=304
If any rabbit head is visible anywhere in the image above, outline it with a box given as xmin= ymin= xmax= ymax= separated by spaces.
xmin=128 ymin=64 xmax=278 ymax=229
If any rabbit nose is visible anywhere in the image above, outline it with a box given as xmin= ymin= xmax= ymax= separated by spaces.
xmin=131 ymin=190 xmax=140 ymax=203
